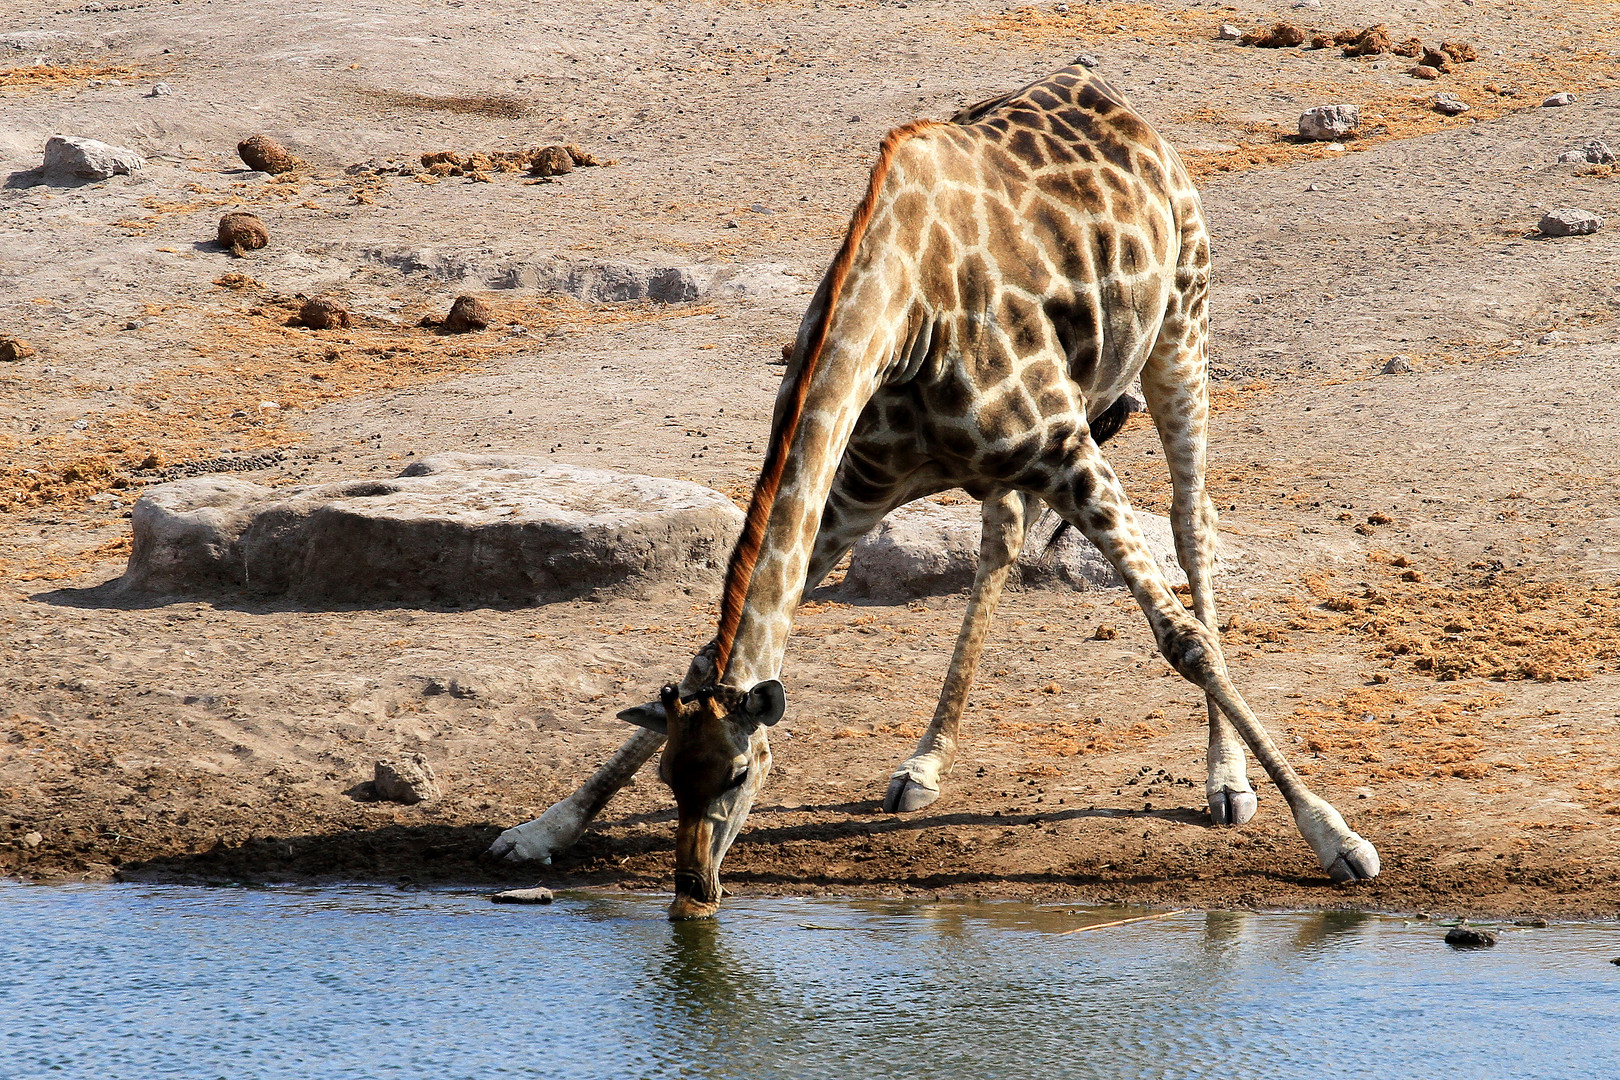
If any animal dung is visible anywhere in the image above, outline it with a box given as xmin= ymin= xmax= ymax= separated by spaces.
xmin=217 ymin=211 xmax=268 ymax=254
xmin=237 ymin=133 xmax=301 ymax=174
xmin=444 ymin=294 xmax=492 ymax=333
xmin=0 ymin=337 xmax=34 ymax=363
xmin=528 ymin=145 xmax=574 ymax=176
xmin=1336 ymin=25 xmax=1392 ymax=57
xmin=1240 ymin=22 xmax=1305 ymax=48
xmin=298 ymin=296 xmax=351 ymax=329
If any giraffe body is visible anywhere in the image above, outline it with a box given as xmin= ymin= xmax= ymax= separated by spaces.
xmin=488 ymin=65 xmax=1378 ymax=915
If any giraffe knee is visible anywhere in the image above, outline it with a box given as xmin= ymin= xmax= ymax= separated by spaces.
xmin=1160 ymin=620 xmax=1219 ymax=683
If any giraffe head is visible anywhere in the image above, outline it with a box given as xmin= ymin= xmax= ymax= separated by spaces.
xmin=620 ymin=680 xmax=784 ymax=919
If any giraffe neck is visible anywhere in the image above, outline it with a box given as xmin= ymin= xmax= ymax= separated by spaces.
xmin=711 ymin=121 xmax=939 ymax=688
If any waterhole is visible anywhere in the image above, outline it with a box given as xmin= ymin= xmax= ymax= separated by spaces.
xmin=2 ymin=883 xmax=1615 ymax=1079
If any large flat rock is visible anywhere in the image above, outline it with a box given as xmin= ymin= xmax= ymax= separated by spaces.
xmin=119 ymin=454 xmax=744 ymax=604
xmin=840 ymin=500 xmax=1208 ymax=603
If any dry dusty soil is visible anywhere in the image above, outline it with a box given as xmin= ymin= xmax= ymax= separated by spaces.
xmin=3 ymin=0 xmax=1619 ymax=918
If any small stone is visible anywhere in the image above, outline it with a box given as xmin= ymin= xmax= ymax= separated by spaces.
xmin=1305 ymin=182 xmax=1323 ymax=191
xmin=444 ymin=294 xmax=492 ymax=333
xmin=1611 ymin=957 xmax=1620 ymax=966
xmin=21 ymin=831 xmax=43 ymax=849
xmin=1217 ymin=24 xmax=1243 ymax=41
xmin=237 ymin=134 xmax=301 ymax=174
xmin=299 ymin=297 xmax=352 ymax=329
xmin=373 ymin=753 xmax=440 ymax=804
xmin=149 ymin=82 xmax=170 ymax=97
xmin=749 ymin=203 xmax=773 ymax=214
xmin=1444 ymin=926 xmax=1496 ymax=948
xmin=42 ymin=135 xmax=144 ymax=180
xmin=1537 ymin=331 xmax=1564 ymax=345
xmin=528 ymin=145 xmax=573 ymax=177
xmin=1541 ymin=92 xmax=1576 ymax=107
xmin=1513 ymin=917 xmax=1549 ymax=928
xmin=1053 ymin=3 xmax=1069 ymax=13
xmin=1433 ymin=93 xmax=1469 ymax=115
xmin=1557 ymin=138 xmax=1615 ymax=165
xmin=491 ymin=886 xmax=555 ymax=905
xmin=1299 ymin=104 xmax=1360 ymax=140
xmin=1381 ymin=355 xmax=1413 ymax=374
xmin=0 ymin=337 xmax=34 ymax=362
xmin=217 ymin=211 xmax=268 ymax=253
xmin=1074 ymin=53 xmax=1100 ymax=68
xmin=1292 ymin=0 xmax=1321 ymax=7
xmin=1538 ymin=208 xmax=1603 ymax=237
xmin=1410 ymin=65 xmax=1441 ymax=80
xmin=1093 ymin=623 xmax=1118 ymax=640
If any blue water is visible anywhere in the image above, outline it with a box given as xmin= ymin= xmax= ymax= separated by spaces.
xmin=1 ymin=882 xmax=1615 ymax=1080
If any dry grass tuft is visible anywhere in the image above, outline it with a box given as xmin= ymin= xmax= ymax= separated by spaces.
xmin=357 ymin=88 xmax=532 ymax=119
xmin=0 ymin=297 xmax=715 ymax=515
xmin=0 ymin=64 xmax=138 ymax=93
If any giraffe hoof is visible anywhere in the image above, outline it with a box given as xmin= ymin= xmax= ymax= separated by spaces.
xmin=882 ymin=774 xmax=940 ymax=813
xmin=1326 ymin=836 xmax=1381 ymax=884
xmin=1208 ymin=788 xmax=1258 ymax=827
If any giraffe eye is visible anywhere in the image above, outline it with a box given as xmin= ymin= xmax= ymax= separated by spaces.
xmin=722 ymin=766 xmax=750 ymax=792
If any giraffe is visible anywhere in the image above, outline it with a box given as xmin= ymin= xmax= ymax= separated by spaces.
xmin=487 ymin=63 xmax=1380 ymax=917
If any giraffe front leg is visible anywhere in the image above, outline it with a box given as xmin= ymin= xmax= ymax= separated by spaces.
xmin=1027 ymin=433 xmax=1378 ymax=882
xmin=884 ymin=489 xmax=1029 ymax=813
xmin=487 ymin=728 xmax=665 ymax=864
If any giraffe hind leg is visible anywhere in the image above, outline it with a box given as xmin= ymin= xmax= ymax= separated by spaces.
xmin=884 ymin=489 xmax=1031 ymax=813
xmin=1141 ymin=288 xmax=1256 ymax=827
xmin=1023 ymin=430 xmax=1377 ymax=882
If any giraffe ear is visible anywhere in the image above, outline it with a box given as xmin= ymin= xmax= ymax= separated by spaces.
xmin=617 ymin=699 xmax=668 ymax=735
xmin=738 ymin=680 xmax=786 ymax=727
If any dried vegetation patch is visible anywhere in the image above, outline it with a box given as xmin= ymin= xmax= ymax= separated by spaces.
xmin=1226 ymin=558 xmax=1620 ymax=684
xmin=0 ymin=297 xmax=714 ymax=518
xmin=0 ymin=64 xmax=139 ymax=92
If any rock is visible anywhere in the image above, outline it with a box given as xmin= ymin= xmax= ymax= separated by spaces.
xmin=119 ymin=454 xmax=746 ymax=604
xmin=1299 ymin=104 xmax=1360 ymax=140
xmin=1074 ymin=53 xmax=1100 ymax=67
xmin=1410 ymin=66 xmax=1441 ymax=81
xmin=1541 ymin=92 xmax=1576 ymax=107
xmin=42 ymin=135 xmax=144 ymax=180
xmin=491 ymin=887 xmax=555 ymax=905
xmin=149 ymin=82 xmax=170 ymax=97
xmin=1291 ymin=0 xmax=1321 ymax=9
xmin=1092 ymin=623 xmax=1118 ymax=641
xmin=217 ymin=211 xmax=268 ymax=253
xmin=1381 ymin=355 xmax=1413 ymax=374
xmin=21 ymin=831 xmax=43 ymax=849
xmin=373 ymin=754 xmax=440 ymax=804
xmin=0 ymin=337 xmax=34 ymax=363
xmin=1557 ymin=139 xmax=1615 ymax=165
xmin=1432 ymin=93 xmax=1469 ymax=115
xmin=528 ymin=145 xmax=573 ymax=176
xmin=1216 ymin=24 xmax=1242 ymax=41
xmin=1537 ymin=208 xmax=1603 ymax=237
xmin=1241 ymin=22 xmax=1305 ymax=48
xmin=1537 ymin=331 xmax=1564 ymax=345
xmin=237 ymin=134 xmax=301 ymax=174
xmin=444 ymin=294 xmax=492 ymax=333
xmin=298 ymin=297 xmax=351 ymax=329
xmin=1444 ymin=926 xmax=1496 ymax=948
xmin=839 ymin=500 xmax=1197 ymax=603
xmin=1513 ymin=917 xmax=1549 ymax=928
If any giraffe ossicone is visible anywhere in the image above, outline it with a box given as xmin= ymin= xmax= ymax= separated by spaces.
xmin=487 ymin=63 xmax=1380 ymax=913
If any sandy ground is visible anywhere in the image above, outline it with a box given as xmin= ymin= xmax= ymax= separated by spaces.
xmin=3 ymin=0 xmax=1619 ymax=918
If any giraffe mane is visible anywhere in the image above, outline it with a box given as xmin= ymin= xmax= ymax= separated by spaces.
xmin=712 ymin=118 xmax=942 ymax=679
